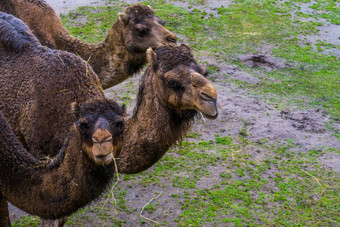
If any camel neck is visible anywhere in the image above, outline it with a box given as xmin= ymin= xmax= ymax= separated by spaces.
xmin=0 ymin=118 xmax=114 ymax=219
xmin=56 ymin=32 xmax=105 ymax=64
xmin=55 ymin=22 xmax=146 ymax=88
xmin=95 ymin=22 xmax=147 ymax=88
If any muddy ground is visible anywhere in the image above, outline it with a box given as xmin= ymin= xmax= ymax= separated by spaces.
xmin=8 ymin=0 xmax=340 ymax=226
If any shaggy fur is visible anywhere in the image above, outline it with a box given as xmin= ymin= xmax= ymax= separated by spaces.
xmin=0 ymin=99 xmax=124 ymax=226
xmin=117 ymin=45 xmax=219 ymax=173
xmin=0 ymin=12 xmax=39 ymax=51
xmin=0 ymin=12 xmax=106 ymax=158
xmin=0 ymin=13 xmax=127 ymax=226
xmin=0 ymin=13 xmax=219 ymax=224
xmin=0 ymin=1 xmax=177 ymax=88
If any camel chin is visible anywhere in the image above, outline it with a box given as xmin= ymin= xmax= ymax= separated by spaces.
xmin=94 ymin=154 xmax=113 ymax=166
xmin=202 ymin=110 xmax=219 ymax=120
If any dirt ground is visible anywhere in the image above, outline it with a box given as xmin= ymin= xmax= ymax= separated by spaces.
xmin=8 ymin=0 xmax=340 ymax=226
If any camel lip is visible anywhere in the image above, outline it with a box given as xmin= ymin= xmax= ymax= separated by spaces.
xmin=94 ymin=154 xmax=113 ymax=166
xmin=202 ymin=111 xmax=219 ymax=120
xmin=195 ymin=106 xmax=219 ymax=120
xmin=198 ymin=100 xmax=219 ymax=119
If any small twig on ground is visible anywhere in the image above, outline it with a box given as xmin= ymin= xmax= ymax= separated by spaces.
xmin=139 ymin=192 xmax=163 ymax=224
xmin=302 ymin=169 xmax=325 ymax=195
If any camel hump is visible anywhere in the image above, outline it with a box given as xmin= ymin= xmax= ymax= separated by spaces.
xmin=0 ymin=12 xmax=40 ymax=51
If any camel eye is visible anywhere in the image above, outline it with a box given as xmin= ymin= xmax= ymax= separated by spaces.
xmin=114 ymin=120 xmax=125 ymax=131
xmin=78 ymin=117 xmax=91 ymax=139
xmin=135 ymin=23 xmax=150 ymax=37
xmin=168 ymin=79 xmax=184 ymax=91
xmin=137 ymin=28 xmax=150 ymax=37
xmin=78 ymin=117 xmax=89 ymax=128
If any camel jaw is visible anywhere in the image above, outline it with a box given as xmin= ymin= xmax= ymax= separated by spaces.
xmin=202 ymin=111 xmax=219 ymax=120
xmin=195 ymin=98 xmax=220 ymax=120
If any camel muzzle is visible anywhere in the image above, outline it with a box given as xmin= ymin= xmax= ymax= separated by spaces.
xmin=92 ymin=120 xmax=115 ymax=166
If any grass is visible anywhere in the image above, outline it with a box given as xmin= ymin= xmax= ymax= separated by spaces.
xmin=61 ymin=0 xmax=340 ymax=120
xmin=145 ymin=137 xmax=339 ymax=226
xmin=13 ymin=216 xmax=40 ymax=226
xmin=12 ymin=0 xmax=340 ymax=226
xmin=56 ymin=135 xmax=338 ymax=226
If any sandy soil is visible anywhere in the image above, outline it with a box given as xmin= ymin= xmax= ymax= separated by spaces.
xmin=8 ymin=0 xmax=340 ymax=225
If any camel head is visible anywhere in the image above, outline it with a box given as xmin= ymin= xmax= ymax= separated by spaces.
xmin=147 ymin=44 xmax=219 ymax=119
xmin=71 ymin=99 xmax=126 ymax=166
xmin=118 ymin=4 xmax=177 ymax=53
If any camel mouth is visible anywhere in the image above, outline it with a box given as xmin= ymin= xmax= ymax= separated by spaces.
xmin=94 ymin=154 xmax=113 ymax=166
xmin=197 ymin=99 xmax=219 ymax=120
xmin=202 ymin=111 xmax=219 ymax=120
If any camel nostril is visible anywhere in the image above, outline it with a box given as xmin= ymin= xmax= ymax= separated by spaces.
xmin=166 ymin=36 xmax=177 ymax=43
xmin=200 ymin=92 xmax=215 ymax=101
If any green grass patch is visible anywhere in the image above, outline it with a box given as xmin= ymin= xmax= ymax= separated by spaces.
xmin=13 ymin=216 xmax=40 ymax=226
xmin=109 ymin=136 xmax=339 ymax=226
xmin=62 ymin=0 xmax=340 ymax=119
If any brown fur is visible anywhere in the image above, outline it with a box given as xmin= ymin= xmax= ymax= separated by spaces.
xmin=0 ymin=1 xmax=177 ymax=88
xmin=0 ymin=13 xmax=127 ymax=226
xmin=0 ymin=99 xmax=125 ymax=226
xmin=0 ymin=12 xmax=107 ymax=158
xmin=117 ymin=44 xmax=219 ymax=173
xmin=0 ymin=13 xmax=219 ymax=224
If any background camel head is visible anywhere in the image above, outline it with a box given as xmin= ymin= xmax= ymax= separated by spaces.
xmin=72 ymin=99 xmax=126 ymax=166
xmin=118 ymin=4 xmax=177 ymax=53
xmin=148 ymin=44 xmax=219 ymax=119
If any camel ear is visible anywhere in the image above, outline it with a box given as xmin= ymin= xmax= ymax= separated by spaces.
xmin=201 ymin=66 xmax=208 ymax=77
xmin=118 ymin=13 xmax=130 ymax=25
xmin=121 ymin=104 xmax=127 ymax=115
xmin=180 ymin=44 xmax=191 ymax=53
xmin=71 ymin=102 xmax=80 ymax=118
xmin=147 ymin=48 xmax=156 ymax=65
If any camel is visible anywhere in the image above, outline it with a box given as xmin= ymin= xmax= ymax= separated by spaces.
xmin=0 ymin=11 xmax=219 ymax=173
xmin=0 ymin=11 xmax=108 ymax=158
xmin=0 ymin=10 xmax=219 ymax=173
xmin=0 ymin=12 xmax=219 ymax=224
xmin=116 ymin=44 xmax=220 ymax=173
xmin=0 ymin=1 xmax=177 ymax=88
xmin=0 ymin=99 xmax=126 ymax=226
xmin=0 ymin=12 xmax=127 ymax=226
